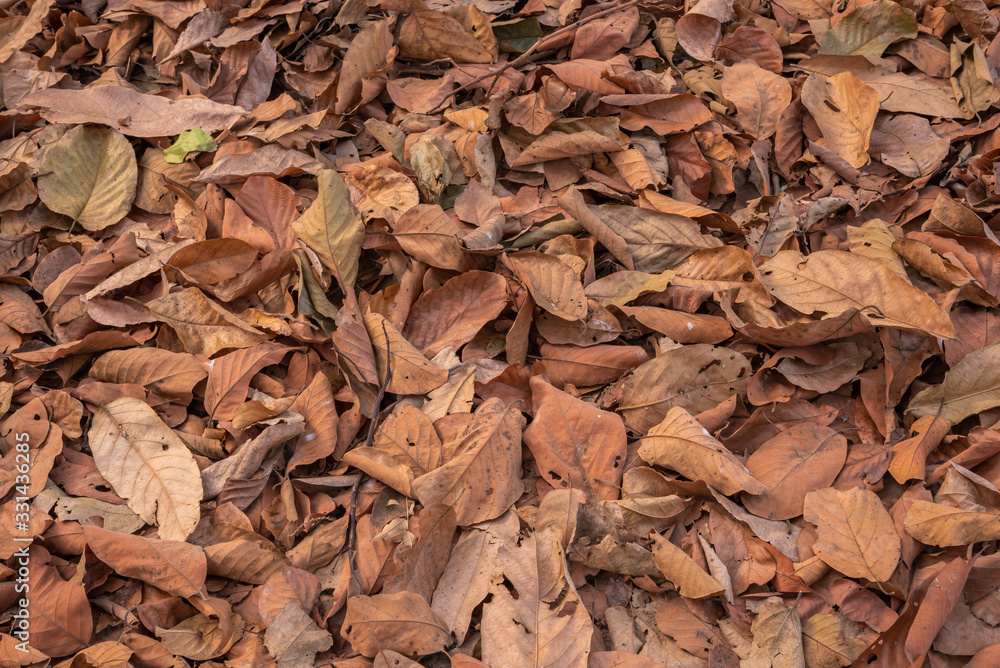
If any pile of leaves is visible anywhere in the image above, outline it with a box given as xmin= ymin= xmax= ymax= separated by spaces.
xmin=3 ymin=0 xmax=1000 ymax=664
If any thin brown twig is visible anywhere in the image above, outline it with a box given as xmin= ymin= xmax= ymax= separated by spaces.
xmin=347 ymin=321 xmax=393 ymax=593
xmin=446 ymin=0 xmax=640 ymax=99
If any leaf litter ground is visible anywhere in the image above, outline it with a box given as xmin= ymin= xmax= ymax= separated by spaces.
xmin=1 ymin=0 xmax=1000 ymax=666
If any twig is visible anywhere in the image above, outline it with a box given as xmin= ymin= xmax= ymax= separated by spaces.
xmin=446 ymin=1 xmax=639 ymax=100
xmin=347 ymin=321 xmax=393 ymax=593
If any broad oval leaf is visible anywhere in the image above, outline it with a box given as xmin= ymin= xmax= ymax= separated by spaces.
xmin=721 ymin=61 xmax=792 ymax=139
xmin=292 ymin=169 xmax=365 ymax=291
xmin=524 ymin=376 xmax=626 ymax=500
xmin=503 ymin=251 xmax=588 ymax=321
xmin=742 ymin=423 xmax=848 ymax=520
xmin=619 ymin=344 xmax=751 ymax=433
xmin=37 ymin=126 xmax=137 ymax=231
xmin=908 ymin=342 xmax=1000 ymax=424
xmin=411 ymin=398 xmax=525 ymax=525
xmin=803 ymin=486 xmax=900 ymax=581
xmin=342 ymin=591 xmax=452 ymax=658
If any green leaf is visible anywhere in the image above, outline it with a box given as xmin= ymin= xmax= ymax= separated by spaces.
xmin=818 ymin=0 xmax=917 ymax=56
xmin=163 ymin=128 xmax=218 ymax=164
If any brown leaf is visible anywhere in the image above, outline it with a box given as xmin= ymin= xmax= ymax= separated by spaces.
xmin=398 ymin=10 xmax=496 ymax=64
xmin=402 ymin=270 xmax=508 ymax=357
xmin=652 ymin=533 xmax=726 ymax=598
xmin=721 ymin=62 xmax=792 ymax=139
xmin=525 ymin=376 xmax=626 ymax=500
xmin=759 ymin=250 xmax=956 ymax=340
xmin=800 ymin=73 xmax=879 ymax=168
xmin=481 ymin=528 xmax=592 ymax=667
xmin=619 ymin=344 xmax=751 ymax=433
xmin=204 ymin=342 xmax=293 ymax=421
xmin=803 ymin=486 xmax=900 ymax=581
xmin=503 ymin=252 xmax=588 ymax=321
xmin=28 ymin=566 xmax=92 ymax=657
xmin=342 ymin=591 xmax=452 ymax=658
xmin=89 ymin=397 xmax=203 ymax=540
xmin=411 ymin=398 xmax=525 ymax=525
xmin=144 ymin=287 xmax=269 ymax=357
xmin=20 ymin=86 xmax=245 ymax=137
xmin=83 ymin=525 xmax=207 ymax=597
xmin=742 ymin=424 xmax=848 ymax=520
xmin=639 ymin=406 xmax=766 ymax=495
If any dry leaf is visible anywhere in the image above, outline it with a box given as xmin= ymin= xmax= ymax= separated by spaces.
xmin=801 ymin=73 xmax=879 ymax=168
xmin=37 ymin=126 xmax=137 ymax=230
xmin=803 ymin=486 xmax=900 ymax=581
xmin=88 ymin=397 xmax=203 ymax=540
xmin=639 ymin=407 xmax=767 ymax=496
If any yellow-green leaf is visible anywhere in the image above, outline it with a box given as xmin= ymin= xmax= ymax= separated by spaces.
xmin=37 ymin=126 xmax=137 ymax=230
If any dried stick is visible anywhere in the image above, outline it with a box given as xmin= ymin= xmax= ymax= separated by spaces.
xmin=347 ymin=321 xmax=393 ymax=593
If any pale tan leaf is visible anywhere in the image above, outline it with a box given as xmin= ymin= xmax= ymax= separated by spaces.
xmin=342 ymin=591 xmax=452 ymax=658
xmin=411 ymin=399 xmax=525 ymax=525
xmin=758 ymin=250 xmax=956 ymax=339
xmin=264 ymin=603 xmax=333 ymax=668
xmin=431 ymin=512 xmax=520 ymax=645
xmin=88 ymin=397 xmax=203 ymax=540
xmin=503 ymin=251 xmax=588 ymax=321
xmin=291 ymin=169 xmax=365 ymax=290
xmin=364 ymin=312 xmax=448 ymax=395
xmin=20 ymin=86 xmax=246 ymax=137
xmin=903 ymin=500 xmax=1000 ymax=546
xmin=481 ymin=528 xmax=592 ymax=668
xmin=651 ymin=533 xmax=725 ymax=599
xmin=144 ymin=287 xmax=268 ymax=357
xmin=619 ymin=344 xmax=751 ymax=433
xmin=908 ymin=343 xmax=1000 ymax=424
xmin=744 ymin=600 xmax=805 ymax=668
xmin=721 ymin=61 xmax=792 ymax=139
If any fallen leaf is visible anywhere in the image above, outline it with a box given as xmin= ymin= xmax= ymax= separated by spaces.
xmin=759 ymin=250 xmax=956 ymax=339
xmin=524 ymin=376 xmax=626 ymax=500
xmin=803 ymin=486 xmax=900 ymax=581
xmin=37 ymin=126 xmax=137 ymax=231
xmin=342 ymin=591 xmax=452 ymax=658
xmin=800 ymin=73 xmax=879 ymax=168
xmin=721 ymin=62 xmax=792 ymax=139
xmin=638 ymin=406 xmax=767 ymax=496
xmin=88 ymin=397 xmax=203 ymax=540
